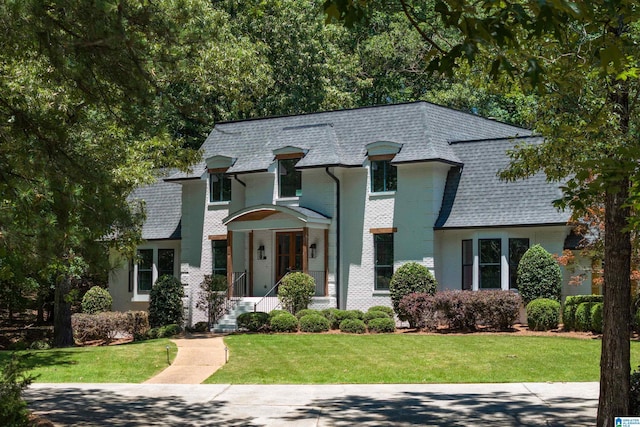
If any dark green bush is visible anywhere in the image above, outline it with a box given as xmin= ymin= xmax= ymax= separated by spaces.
xmin=389 ymin=262 xmax=437 ymax=324
xmin=270 ymin=312 xmax=299 ymax=332
xmin=562 ymin=295 xmax=603 ymax=331
xmin=0 ymin=354 xmax=34 ymax=427
xmin=147 ymin=323 xmax=182 ymax=339
xmin=299 ymin=314 xmax=330 ymax=332
xmin=148 ymin=275 xmax=184 ymax=328
xmin=322 ymin=308 xmax=341 ymax=329
xmin=565 ymin=295 xmax=604 ymax=306
xmin=516 ymin=244 xmax=562 ymax=305
xmin=526 ymin=298 xmax=561 ymax=331
xmin=575 ymin=302 xmax=595 ymax=332
xmin=333 ymin=309 xmax=363 ymax=327
xmin=81 ymin=286 xmax=112 ymax=314
xmin=363 ymin=310 xmax=389 ymax=324
xmin=277 ymin=272 xmax=316 ymax=314
xmin=269 ymin=309 xmax=289 ymax=319
xmin=295 ymin=309 xmax=321 ymax=320
xmin=339 ymin=318 xmax=366 ymax=334
xmin=368 ymin=317 xmax=396 ymax=333
xmin=368 ymin=305 xmax=394 ymax=317
xmin=590 ymin=303 xmax=604 ymax=334
xmin=237 ymin=312 xmax=270 ymax=332
xmin=631 ymin=366 xmax=640 ymax=415
xmin=634 ymin=310 xmax=640 ymax=334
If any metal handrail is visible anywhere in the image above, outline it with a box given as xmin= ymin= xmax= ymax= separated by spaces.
xmin=253 ymin=272 xmax=289 ymax=313
xmin=213 ymin=271 xmax=247 ymax=325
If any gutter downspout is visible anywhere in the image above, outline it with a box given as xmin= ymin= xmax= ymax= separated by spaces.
xmin=325 ymin=167 xmax=340 ymax=309
xmin=233 ymin=175 xmax=246 ymax=187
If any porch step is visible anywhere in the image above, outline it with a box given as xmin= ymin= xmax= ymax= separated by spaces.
xmin=211 ymin=298 xmax=280 ymax=333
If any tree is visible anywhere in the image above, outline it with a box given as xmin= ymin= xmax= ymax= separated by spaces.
xmin=516 ymin=245 xmax=562 ymax=305
xmin=325 ymin=1 xmax=639 ymax=423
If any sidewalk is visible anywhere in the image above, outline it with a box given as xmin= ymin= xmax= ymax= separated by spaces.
xmin=144 ymin=334 xmax=227 ymax=384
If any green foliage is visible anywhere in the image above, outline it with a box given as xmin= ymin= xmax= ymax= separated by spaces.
xmin=269 ymin=309 xmax=290 ymax=319
xmin=295 ymin=309 xmax=322 ymax=320
xmin=367 ymin=317 xmax=396 ymax=333
xmin=81 ymin=286 xmax=113 ymax=314
xmin=368 ymin=305 xmax=394 ymax=317
xmin=591 ymin=303 xmax=604 ymax=334
xmin=575 ymin=303 xmax=595 ymax=332
xmin=196 ymin=275 xmax=228 ymax=328
xmin=389 ymin=262 xmax=437 ymax=323
xmin=321 ymin=308 xmax=342 ymax=329
xmin=339 ymin=318 xmax=366 ymax=334
xmin=269 ymin=312 xmax=299 ymax=333
xmin=237 ymin=312 xmax=270 ymax=332
xmin=516 ymin=245 xmax=562 ymax=305
xmin=0 ymin=354 xmax=34 ymax=427
xmin=148 ymin=275 xmax=184 ymax=328
xmin=526 ymin=298 xmax=561 ymax=331
xmin=277 ymin=272 xmax=316 ymax=315
xmin=299 ymin=314 xmax=331 ymax=333
xmin=147 ymin=324 xmax=182 ymax=339
xmin=363 ymin=310 xmax=389 ymax=325
xmin=563 ymin=295 xmax=604 ymax=331
xmin=632 ymin=366 xmax=640 ymax=416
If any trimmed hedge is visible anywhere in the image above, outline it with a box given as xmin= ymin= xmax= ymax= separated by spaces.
xmin=299 ymin=314 xmax=330 ymax=332
xmin=321 ymin=308 xmax=342 ymax=329
xmin=269 ymin=309 xmax=289 ymax=319
xmin=562 ymin=295 xmax=603 ymax=331
xmin=72 ymin=311 xmax=150 ymax=344
xmin=237 ymin=312 xmax=270 ymax=332
xmin=398 ymin=292 xmax=437 ymax=330
xmin=526 ymin=298 xmax=561 ymax=331
xmin=81 ymin=286 xmax=112 ymax=314
xmin=575 ymin=302 xmax=595 ymax=332
xmin=368 ymin=305 xmax=394 ymax=318
xmin=516 ymin=244 xmax=562 ymax=305
xmin=363 ymin=310 xmax=389 ymax=325
xmin=270 ymin=312 xmax=298 ymax=333
xmin=368 ymin=317 xmax=396 ymax=333
xmin=339 ymin=318 xmax=366 ymax=334
xmin=389 ymin=262 xmax=437 ymax=325
xmin=591 ymin=303 xmax=604 ymax=334
xmin=295 ymin=309 xmax=321 ymax=320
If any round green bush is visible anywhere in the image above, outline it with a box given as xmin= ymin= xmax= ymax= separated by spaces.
xmin=368 ymin=317 xmax=396 ymax=333
xmin=562 ymin=303 xmax=577 ymax=331
xmin=269 ymin=312 xmax=299 ymax=333
xmin=575 ymin=302 xmax=594 ymax=332
xmin=299 ymin=314 xmax=330 ymax=332
xmin=389 ymin=262 xmax=437 ymax=323
xmin=148 ymin=275 xmax=184 ymax=328
xmin=277 ymin=272 xmax=316 ymax=314
xmin=368 ymin=305 xmax=394 ymax=318
xmin=237 ymin=312 xmax=270 ymax=332
xmin=322 ymin=308 xmax=341 ymax=329
xmin=526 ymin=298 xmax=561 ymax=331
xmin=590 ymin=302 xmax=604 ymax=334
xmin=516 ymin=245 xmax=562 ymax=305
xmin=295 ymin=309 xmax=321 ymax=320
xmin=363 ymin=310 xmax=389 ymax=324
xmin=269 ymin=309 xmax=289 ymax=319
xmin=339 ymin=318 xmax=366 ymax=334
xmin=81 ymin=286 xmax=112 ymax=314
xmin=333 ymin=309 xmax=363 ymax=327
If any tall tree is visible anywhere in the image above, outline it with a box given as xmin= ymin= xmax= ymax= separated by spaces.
xmin=325 ymin=1 xmax=640 ymax=424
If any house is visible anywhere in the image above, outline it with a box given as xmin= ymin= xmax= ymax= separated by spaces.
xmin=108 ymin=101 xmax=592 ymax=326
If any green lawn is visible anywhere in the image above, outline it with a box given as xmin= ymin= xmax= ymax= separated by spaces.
xmin=0 ymin=339 xmax=177 ymax=383
xmin=206 ymin=334 xmax=640 ymax=384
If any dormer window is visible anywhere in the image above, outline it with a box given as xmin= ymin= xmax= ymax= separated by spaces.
xmin=209 ymin=169 xmax=231 ymax=202
xmin=278 ymin=158 xmax=302 ymax=197
xmin=371 ymin=158 xmax=397 ymax=193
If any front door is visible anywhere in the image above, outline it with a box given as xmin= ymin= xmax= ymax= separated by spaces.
xmin=276 ymin=231 xmax=303 ymax=282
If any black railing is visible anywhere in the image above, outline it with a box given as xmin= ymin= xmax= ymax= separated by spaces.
xmin=213 ymin=271 xmax=247 ymax=325
xmin=253 ymin=273 xmax=288 ymax=313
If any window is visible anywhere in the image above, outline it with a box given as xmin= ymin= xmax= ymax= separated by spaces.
xmin=462 ymin=239 xmax=473 ymax=290
xmin=479 ymin=239 xmax=501 ymax=289
xmin=279 ymin=158 xmax=301 ymax=197
xmin=158 ymin=249 xmax=175 ymax=278
xmin=509 ymin=238 xmax=529 ymax=289
xmin=209 ymin=173 xmax=231 ymax=202
xmin=371 ymin=160 xmax=397 ymax=192
xmin=137 ymin=249 xmax=153 ymax=293
xmin=374 ymin=233 xmax=394 ymax=290
xmin=212 ymin=240 xmax=228 ymax=279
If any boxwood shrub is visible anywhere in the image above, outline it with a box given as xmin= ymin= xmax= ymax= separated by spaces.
xmin=363 ymin=310 xmax=389 ymax=325
xmin=299 ymin=314 xmax=330 ymax=332
xmin=295 ymin=309 xmax=321 ymax=320
xmin=516 ymin=244 xmax=562 ymax=305
xmin=333 ymin=309 xmax=363 ymax=327
xmin=81 ymin=286 xmax=112 ymax=314
xmin=562 ymin=295 xmax=603 ymax=331
xmin=339 ymin=318 xmax=366 ymax=334
xmin=590 ymin=303 xmax=604 ymax=334
xmin=269 ymin=309 xmax=289 ymax=319
xmin=269 ymin=312 xmax=298 ymax=333
xmin=575 ymin=302 xmax=595 ymax=332
xmin=526 ymin=298 xmax=561 ymax=331
xmin=237 ymin=312 xmax=270 ymax=332
xmin=321 ymin=308 xmax=341 ymax=329
xmin=368 ymin=317 xmax=396 ymax=333
xmin=368 ymin=306 xmax=394 ymax=318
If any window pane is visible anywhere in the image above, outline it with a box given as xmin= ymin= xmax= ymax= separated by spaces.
xmin=374 ymin=233 xmax=393 ymax=290
xmin=371 ymin=160 xmax=397 ymax=192
xmin=479 ymin=239 xmax=501 ymax=263
xmin=279 ymin=159 xmax=301 ymax=197
xmin=212 ymin=240 xmax=227 ymax=277
xmin=480 ymin=265 xmax=501 ymax=289
xmin=479 ymin=239 xmax=501 ymax=289
xmin=158 ymin=249 xmax=174 ymax=278
xmin=463 ymin=266 xmax=473 ymax=291
xmin=210 ymin=173 xmax=231 ymax=202
xmin=509 ymin=238 xmax=529 ymax=289
xmin=137 ymin=249 xmax=153 ymax=293
xmin=462 ymin=239 xmax=473 ymax=290
xmin=375 ymin=267 xmax=393 ymax=290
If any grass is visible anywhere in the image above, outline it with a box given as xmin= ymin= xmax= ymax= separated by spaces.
xmin=0 ymin=339 xmax=177 ymax=383
xmin=206 ymin=334 xmax=640 ymax=384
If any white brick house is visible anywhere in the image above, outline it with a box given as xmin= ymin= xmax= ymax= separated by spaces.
xmin=109 ymin=102 xmax=592 ymax=325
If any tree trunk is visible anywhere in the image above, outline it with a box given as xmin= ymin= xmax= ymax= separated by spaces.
xmin=597 ymin=182 xmax=632 ymax=426
xmin=53 ymin=274 xmax=74 ymax=347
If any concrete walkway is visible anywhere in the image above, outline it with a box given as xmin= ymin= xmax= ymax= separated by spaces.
xmin=144 ymin=334 xmax=227 ymax=384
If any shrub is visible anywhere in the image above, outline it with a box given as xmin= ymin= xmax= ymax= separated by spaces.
xmin=368 ymin=317 xmax=396 ymax=333
xmin=333 ymin=309 xmax=363 ymax=327
xmin=363 ymin=310 xmax=389 ymax=325
xmin=634 ymin=310 xmax=640 ymax=334
xmin=389 ymin=262 xmax=438 ymax=325
xmin=368 ymin=305 xmax=394 ymax=318
xmin=269 ymin=309 xmax=289 ymax=319
xmin=196 ymin=274 xmax=228 ymax=328
xmin=590 ymin=303 xmax=604 ymax=334
xmin=476 ymin=290 xmax=522 ymax=331
xmin=339 ymin=318 xmax=366 ymax=334
xmin=125 ymin=311 xmax=150 ymax=341
xmin=148 ymin=275 xmax=184 ymax=328
xmin=237 ymin=312 xmax=270 ymax=332
xmin=270 ymin=312 xmax=299 ymax=332
xmin=398 ymin=293 xmax=437 ymax=330
xmin=631 ymin=366 xmax=640 ymax=415
xmin=190 ymin=321 xmax=209 ymax=333
xmin=433 ymin=291 xmax=480 ymax=331
xmin=526 ymin=298 xmax=561 ymax=331
xmin=299 ymin=314 xmax=330 ymax=332
xmin=277 ymin=272 xmax=316 ymax=314
xmin=322 ymin=308 xmax=341 ymax=329
xmin=563 ymin=295 xmax=603 ymax=331
xmin=72 ymin=312 xmax=127 ymax=344
xmin=295 ymin=309 xmax=321 ymax=320
xmin=0 ymin=354 xmax=34 ymax=427
xmin=516 ymin=244 xmax=562 ymax=305
xmin=575 ymin=302 xmax=595 ymax=332
xmin=81 ymin=286 xmax=112 ymax=314
xmin=147 ymin=323 xmax=182 ymax=339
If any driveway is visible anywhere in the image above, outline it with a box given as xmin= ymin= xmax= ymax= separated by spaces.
xmin=26 ymin=382 xmax=598 ymax=426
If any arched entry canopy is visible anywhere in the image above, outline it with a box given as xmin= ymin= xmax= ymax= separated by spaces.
xmin=222 ymin=204 xmax=331 ymax=231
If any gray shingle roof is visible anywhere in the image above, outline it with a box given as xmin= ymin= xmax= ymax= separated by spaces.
xmin=129 ymin=175 xmax=182 ymax=240
xmin=434 ymin=136 xmax=571 ymax=229
xmin=169 ymin=101 xmax=530 ymax=179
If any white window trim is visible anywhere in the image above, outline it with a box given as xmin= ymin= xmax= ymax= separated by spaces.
xmin=131 ymin=245 xmax=178 ymax=302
